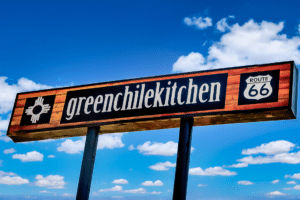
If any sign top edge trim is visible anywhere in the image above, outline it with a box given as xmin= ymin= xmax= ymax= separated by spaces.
xmin=16 ymin=60 xmax=294 ymax=96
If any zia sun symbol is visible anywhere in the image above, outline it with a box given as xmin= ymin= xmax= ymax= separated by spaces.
xmin=25 ymin=97 xmax=51 ymax=123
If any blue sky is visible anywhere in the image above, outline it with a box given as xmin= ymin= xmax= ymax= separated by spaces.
xmin=1 ymin=0 xmax=300 ymax=199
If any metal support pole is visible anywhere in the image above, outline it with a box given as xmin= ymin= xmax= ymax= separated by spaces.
xmin=76 ymin=126 xmax=100 ymax=200
xmin=172 ymin=117 xmax=194 ymax=200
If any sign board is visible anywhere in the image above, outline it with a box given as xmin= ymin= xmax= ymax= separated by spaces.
xmin=7 ymin=61 xmax=298 ymax=142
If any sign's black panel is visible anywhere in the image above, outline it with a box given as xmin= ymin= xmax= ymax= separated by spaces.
xmin=238 ymin=70 xmax=280 ymax=105
xmin=61 ymin=74 xmax=228 ymax=124
xmin=20 ymin=95 xmax=56 ymax=126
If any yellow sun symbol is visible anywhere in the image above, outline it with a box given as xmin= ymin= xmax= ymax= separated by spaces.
xmin=25 ymin=97 xmax=51 ymax=123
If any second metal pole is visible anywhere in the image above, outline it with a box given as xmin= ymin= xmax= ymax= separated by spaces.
xmin=172 ymin=117 xmax=194 ymax=200
xmin=76 ymin=126 xmax=100 ymax=200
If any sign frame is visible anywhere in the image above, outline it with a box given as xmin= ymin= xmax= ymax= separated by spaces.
xmin=7 ymin=61 xmax=298 ymax=142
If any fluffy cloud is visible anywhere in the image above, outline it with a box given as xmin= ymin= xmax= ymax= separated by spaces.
xmin=0 ymin=131 xmax=11 ymax=142
xmin=266 ymin=191 xmax=286 ymax=196
xmin=0 ymin=77 xmax=51 ymax=114
xmin=173 ymin=52 xmax=206 ymax=73
xmin=99 ymin=185 xmax=123 ymax=192
xmin=272 ymin=179 xmax=279 ymax=184
xmin=0 ymin=171 xmax=17 ymax=176
xmin=0 ymin=176 xmax=29 ymax=185
xmin=128 ymin=145 xmax=135 ymax=150
xmin=293 ymin=185 xmax=300 ymax=190
xmin=237 ymin=151 xmax=300 ymax=165
xmin=184 ymin=16 xmax=212 ymax=29
xmin=238 ymin=180 xmax=254 ymax=185
xmin=98 ymin=133 xmax=125 ymax=149
xmin=285 ymin=173 xmax=300 ymax=179
xmin=0 ymin=117 xmax=9 ymax=131
xmin=12 ymin=151 xmax=43 ymax=162
xmin=124 ymin=188 xmax=147 ymax=194
xmin=141 ymin=180 xmax=163 ymax=186
xmin=99 ymin=185 xmax=158 ymax=194
xmin=227 ymin=163 xmax=248 ymax=168
xmin=149 ymin=161 xmax=176 ymax=171
xmin=216 ymin=17 xmax=231 ymax=32
xmin=57 ymin=133 xmax=125 ymax=154
xmin=34 ymin=175 xmax=66 ymax=189
xmin=3 ymin=148 xmax=16 ymax=154
xmin=150 ymin=191 xmax=162 ymax=194
xmin=57 ymin=137 xmax=85 ymax=154
xmin=287 ymin=181 xmax=296 ymax=184
xmin=61 ymin=193 xmax=74 ymax=197
xmin=241 ymin=140 xmax=295 ymax=155
xmin=112 ymin=179 xmax=128 ymax=184
xmin=0 ymin=171 xmax=29 ymax=185
xmin=47 ymin=155 xmax=55 ymax=158
xmin=173 ymin=19 xmax=300 ymax=72
xmin=189 ymin=166 xmax=237 ymax=176
xmin=137 ymin=141 xmax=190 ymax=156
xmin=39 ymin=190 xmax=51 ymax=193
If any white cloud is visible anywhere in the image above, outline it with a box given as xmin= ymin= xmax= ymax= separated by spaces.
xmin=112 ymin=196 xmax=124 ymax=199
xmin=197 ymin=184 xmax=207 ymax=187
xmin=284 ymin=187 xmax=292 ymax=190
xmin=189 ymin=166 xmax=237 ymax=176
xmin=57 ymin=137 xmax=85 ymax=154
xmin=0 ymin=171 xmax=17 ymax=176
xmin=12 ymin=151 xmax=43 ymax=162
xmin=287 ymin=181 xmax=297 ymax=184
xmin=128 ymin=145 xmax=135 ymax=150
xmin=0 ymin=176 xmax=29 ymax=185
xmin=124 ymin=188 xmax=147 ymax=194
xmin=98 ymin=133 xmax=125 ymax=149
xmin=238 ymin=180 xmax=254 ymax=185
xmin=149 ymin=161 xmax=176 ymax=171
xmin=266 ymin=191 xmax=286 ymax=196
xmin=272 ymin=179 xmax=279 ymax=184
xmin=47 ymin=155 xmax=55 ymax=158
xmin=298 ymin=24 xmax=300 ymax=34
xmin=57 ymin=133 xmax=125 ymax=154
xmin=227 ymin=163 xmax=248 ymax=168
xmin=150 ymin=191 xmax=161 ymax=194
xmin=237 ymin=151 xmax=300 ymax=165
xmin=0 ymin=131 xmax=11 ymax=142
xmin=293 ymin=185 xmax=300 ymax=190
xmin=39 ymin=139 xmax=55 ymax=143
xmin=112 ymin=179 xmax=128 ymax=184
xmin=0 ymin=77 xmax=51 ymax=114
xmin=141 ymin=180 xmax=163 ymax=186
xmin=0 ymin=117 xmax=9 ymax=131
xmin=34 ymin=175 xmax=66 ymax=189
xmin=173 ymin=52 xmax=205 ymax=73
xmin=285 ymin=173 xmax=300 ymax=179
xmin=3 ymin=148 xmax=16 ymax=154
xmin=99 ymin=185 xmax=123 ymax=192
xmin=137 ymin=141 xmax=180 ymax=156
xmin=39 ymin=190 xmax=51 ymax=193
xmin=216 ymin=18 xmax=230 ymax=32
xmin=61 ymin=193 xmax=74 ymax=197
xmin=173 ymin=19 xmax=300 ymax=72
xmin=242 ymin=140 xmax=295 ymax=155
xmin=184 ymin=16 xmax=212 ymax=29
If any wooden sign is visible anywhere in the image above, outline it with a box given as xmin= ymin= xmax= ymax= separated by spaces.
xmin=7 ymin=61 xmax=298 ymax=142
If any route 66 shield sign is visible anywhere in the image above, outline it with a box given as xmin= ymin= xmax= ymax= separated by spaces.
xmin=243 ymin=74 xmax=273 ymax=100
xmin=238 ymin=70 xmax=280 ymax=105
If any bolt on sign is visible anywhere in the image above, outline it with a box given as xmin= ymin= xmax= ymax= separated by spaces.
xmin=7 ymin=61 xmax=298 ymax=142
